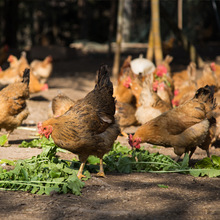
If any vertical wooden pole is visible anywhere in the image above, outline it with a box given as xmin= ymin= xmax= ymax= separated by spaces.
xmin=112 ymin=0 xmax=124 ymax=82
xmin=151 ymin=0 xmax=163 ymax=65
xmin=146 ymin=26 xmax=154 ymax=60
xmin=178 ymin=0 xmax=183 ymax=30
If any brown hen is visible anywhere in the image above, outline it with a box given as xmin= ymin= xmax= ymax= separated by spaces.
xmin=129 ymin=85 xmax=216 ymax=160
xmin=50 ymin=93 xmax=76 ymax=118
xmin=38 ymin=65 xmax=120 ymax=179
xmin=0 ymin=68 xmax=30 ymax=140
xmin=30 ymin=55 xmax=53 ymax=84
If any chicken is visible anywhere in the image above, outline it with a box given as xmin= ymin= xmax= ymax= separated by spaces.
xmin=129 ymin=75 xmax=143 ymax=107
xmin=172 ymin=84 xmax=197 ymax=107
xmin=30 ymin=55 xmax=53 ymax=84
xmin=210 ymin=62 xmax=220 ymax=88
xmin=198 ymin=116 xmax=217 ymax=158
xmin=172 ymin=63 xmax=197 ymax=107
xmin=17 ymin=52 xmax=48 ymax=93
xmin=50 ymin=93 xmax=76 ymax=118
xmin=197 ymin=64 xmax=218 ymax=92
xmin=38 ymin=65 xmax=120 ymax=179
xmin=7 ymin=54 xmax=19 ymax=68
xmin=135 ymin=73 xmax=171 ymax=125
xmin=172 ymin=62 xmax=197 ymax=93
xmin=0 ymin=52 xmax=48 ymax=93
xmin=114 ymin=72 xmax=135 ymax=104
xmin=211 ymin=90 xmax=220 ymax=142
xmin=118 ymin=55 xmax=132 ymax=84
xmin=129 ymin=85 xmax=216 ymax=160
xmin=0 ymin=55 xmax=20 ymax=85
xmin=114 ymin=56 xmax=136 ymax=105
xmin=156 ymin=81 xmax=173 ymax=106
xmin=115 ymin=101 xmax=137 ymax=137
xmin=0 ymin=68 xmax=30 ymax=140
xmin=130 ymin=54 xmax=155 ymax=76
xmin=153 ymin=63 xmax=174 ymax=104
xmin=160 ymin=55 xmax=173 ymax=75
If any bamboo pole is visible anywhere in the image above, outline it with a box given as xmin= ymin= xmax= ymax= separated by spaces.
xmin=112 ymin=0 xmax=124 ymax=82
xmin=146 ymin=26 xmax=154 ymax=60
xmin=151 ymin=0 xmax=163 ymax=65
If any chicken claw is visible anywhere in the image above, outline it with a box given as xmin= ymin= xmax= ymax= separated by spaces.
xmin=96 ymin=172 xmax=106 ymax=178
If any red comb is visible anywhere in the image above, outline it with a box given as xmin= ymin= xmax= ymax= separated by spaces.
xmin=7 ymin=55 xmax=14 ymax=62
xmin=210 ymin=62 xmax=216 ymax=71
xmin=41 ymin=84 xmax=49 ymax=91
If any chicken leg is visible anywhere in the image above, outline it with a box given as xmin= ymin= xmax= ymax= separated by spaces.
xmin=77 ymin=162 xmax=86 ymax=179
xmin=96 ymin=158 xmax=106 ymax=178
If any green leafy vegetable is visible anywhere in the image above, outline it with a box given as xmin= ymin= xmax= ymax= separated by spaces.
xmin=102 ymin=142 xmax=186 ymax=174
xmin=189 ymin=155 xmax=220 ymax=177
xmin=0 ymin=146 xmax=87 ymax=195
xmin=1 ymin=142 xmax=219 ymax=196
xmin=0 ymin=135 xmax=8 ymax=146
xmin=19 ymin=136 xmax=67 ymax=153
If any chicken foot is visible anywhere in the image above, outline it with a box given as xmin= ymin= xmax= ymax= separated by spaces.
xmin=120 ymin=131 xmax=128 ymax=138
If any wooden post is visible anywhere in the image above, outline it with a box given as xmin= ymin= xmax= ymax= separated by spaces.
xmin=112 ymin=0 xmax=124 ymax=82
xmin=146 ymin=26 xmax=154 ymax=61
xmin=151 ymin=0 xmax=163 ymax=65
xmin=178 ymin=0 xmax=183 ymax=30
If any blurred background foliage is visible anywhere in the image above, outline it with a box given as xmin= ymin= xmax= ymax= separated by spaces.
xmin=0 ymin=0 xmax=219 ymax=50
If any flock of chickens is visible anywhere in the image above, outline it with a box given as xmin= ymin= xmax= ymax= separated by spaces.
xmin=114 ymin=55 xmax=220 ymax=162
xmin=0 ymin=51 xmax=52 ymax=140
xmin=0 ymin=48 xmax=220 ymax=179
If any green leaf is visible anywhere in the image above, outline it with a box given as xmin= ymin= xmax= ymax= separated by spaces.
xmin=63 ymin=166 xmax=75 ymax=175
xmin=0 ymin=135 xmax=8 ymax=146
xmin=190 ymin=168 xmax=220 ymax=178
xmin=49 ymin=170 xmax=61 ymax=178
xmin=53 ymin=177 xmax=65 ymax=183
xmin=37 ymin=187 xmax=45 ymax=195
xmin=195 ymin=157 xmax=214 ymax=169
xmin=0 ymin=159 xmax=16 ymax=166
xmin=19 ymin=137 xmax=67 ymax=153
xmin=157 ymin=184 xmax=168 ymax=188
xmin=45 ymin=186 xmax=60 ymax=195
xmin=21 ymin=168 xmax=29 ymax=181
xmin=62 ymin=184 xmax=68 ymax=194
xmin=180 ymin=154 xmax=189 ymax=169
xmin=31 ymin=186 xmax=39 ymax=194
xmin=211 ymin=155 xmax=220 ymax=167
xmin=87 ymin=155 xmax=100 ymax=165
xmin=117 ymin=157 xmax=132 ymax=173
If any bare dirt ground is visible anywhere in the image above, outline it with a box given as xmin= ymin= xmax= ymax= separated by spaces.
xmin=0 ymin=49 xmax=220 ymax=220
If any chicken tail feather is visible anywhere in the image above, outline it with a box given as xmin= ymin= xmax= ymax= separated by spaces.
xmin=194 ymin=85 xmax=217 ymax=112
xmin=95 ymin=65 xmax=113 ymax=93
xmin=22 ymin=68 xmax=30 ymax=86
